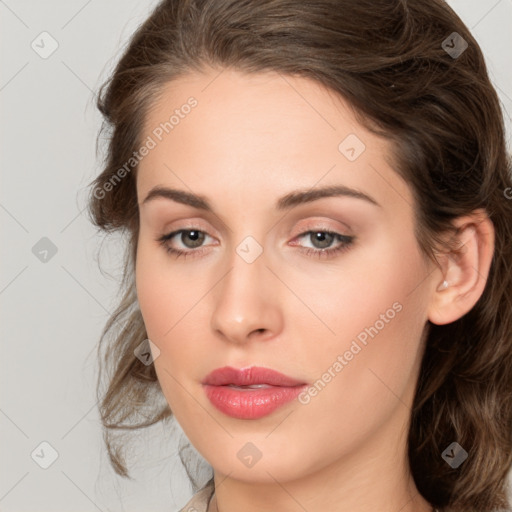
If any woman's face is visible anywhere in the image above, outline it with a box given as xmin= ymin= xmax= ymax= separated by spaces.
xmin=135 ymin=67 xmax=438 ymax=483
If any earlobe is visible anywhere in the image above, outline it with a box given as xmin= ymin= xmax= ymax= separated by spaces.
xmin=427 ymin=211 xmax=495 ymax=326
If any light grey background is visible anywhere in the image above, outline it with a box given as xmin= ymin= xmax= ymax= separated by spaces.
xmin=1 ymin=1 xmax=511 ymax=511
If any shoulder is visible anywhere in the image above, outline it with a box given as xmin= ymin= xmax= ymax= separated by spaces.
xmin=177 ymin=479 xmax=215 ymax=512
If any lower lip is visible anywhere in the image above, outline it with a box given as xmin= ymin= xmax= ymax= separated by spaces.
xmin=203 ymin=384 xmax=307 ymax=419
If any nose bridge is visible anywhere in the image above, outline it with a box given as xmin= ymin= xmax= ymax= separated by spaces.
xmin=210 ymin=236 xmax=281 ymax=343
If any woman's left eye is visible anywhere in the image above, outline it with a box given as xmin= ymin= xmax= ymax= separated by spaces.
xmin=291 ymin=230 xmax=355 ymax=258
xmin=156 ymin=228 xmax=355 ymax=260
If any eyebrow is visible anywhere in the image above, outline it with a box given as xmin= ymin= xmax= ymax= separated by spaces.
xmin=141 ymin=184 xmax=381 ymax=211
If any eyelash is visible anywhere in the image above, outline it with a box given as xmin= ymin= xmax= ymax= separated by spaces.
xmin=156 ymin=228 xmax=355 ymax=260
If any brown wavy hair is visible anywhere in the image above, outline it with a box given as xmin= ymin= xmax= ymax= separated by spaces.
xmin=87 ymin=0 xmax=512 ymax=510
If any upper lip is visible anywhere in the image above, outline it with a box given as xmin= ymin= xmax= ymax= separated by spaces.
xmin=202 ymin=366 xmax=307 ymax=387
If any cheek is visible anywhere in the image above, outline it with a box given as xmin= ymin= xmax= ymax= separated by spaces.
xmin=286 ymin=228 xmax=427 ymax=352
xmin=134 ymin=240 xmax=215 ymax=394
xmin=291 ymin=231 xmax=429 ymax=406
xmin=135 ymin=258 xmax=168 ymax=340
xmin=135 ymin=244 xmax=203 ymax=419
xmin=135 ymin=240 xmax=199 ymax=341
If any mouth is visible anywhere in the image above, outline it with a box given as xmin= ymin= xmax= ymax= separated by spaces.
xmin=202 ymin=366 xmax=308 ymax=420
xmin=224 ymin=384 xmax=274 ymax=389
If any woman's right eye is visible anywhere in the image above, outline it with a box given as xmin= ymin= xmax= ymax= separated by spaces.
xmin=156 ymin=229 xmax=213 ymax=259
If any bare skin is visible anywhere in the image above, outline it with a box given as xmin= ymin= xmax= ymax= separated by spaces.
xmin=134 ymin=67 xmax=494 ymax=512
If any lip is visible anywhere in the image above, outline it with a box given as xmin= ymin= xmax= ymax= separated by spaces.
xmin=202 ymin=366 xmax=306 ymax=387
xmin=202 ymin=366 xmax=308 ymax=420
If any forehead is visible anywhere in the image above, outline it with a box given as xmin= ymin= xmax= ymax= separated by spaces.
xmin=142 ymin=67 xmax=365 ymax=152
xmin=137 ymin=67 xmax=413 ymax=213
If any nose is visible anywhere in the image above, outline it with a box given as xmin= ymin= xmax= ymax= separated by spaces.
xmin=210 ymin=243 xmax=283 ymax=345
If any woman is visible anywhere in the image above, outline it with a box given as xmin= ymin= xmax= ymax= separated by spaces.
xmin=88 ymin=1 xmax=512 ymax=511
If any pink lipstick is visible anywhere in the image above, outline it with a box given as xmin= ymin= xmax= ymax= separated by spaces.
xmin=202 ymin=366 xmax=307 ymax=419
